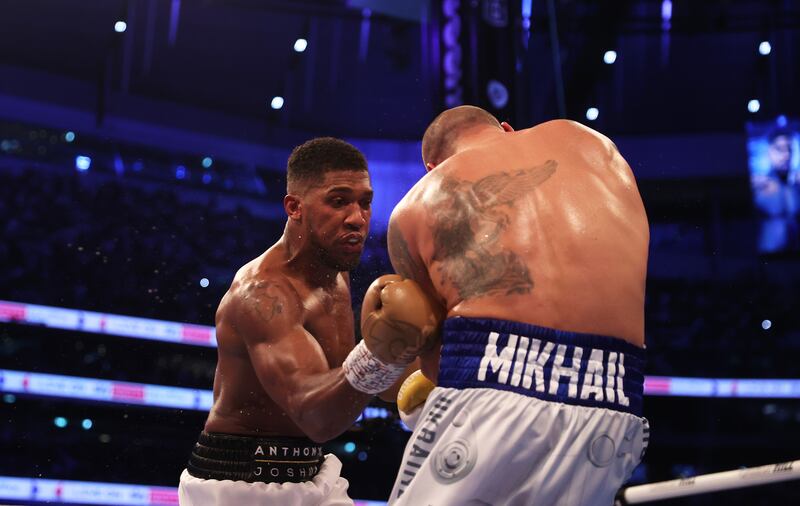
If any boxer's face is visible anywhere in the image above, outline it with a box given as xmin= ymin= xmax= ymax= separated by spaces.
xmin=302 ymin=170 xmax=373 ymax=271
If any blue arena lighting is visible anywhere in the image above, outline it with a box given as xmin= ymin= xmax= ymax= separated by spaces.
xmin=586 ymin=108 xmax=599 ymax=121
xmin=748 ymin=99 xmax=761 ymax=113
xmin=0 ymin=299 xmax=219 ymax=347
xmin=199 ymin=278 xmax=209 ymax=288
xmin=357 ymin=451 xmax=368 ymax=462
xmin=294 ymin=38 xmax=308 ymax=53
xmin=82 ymin=418 xmax=93 ymax=430
xmin=75 ymin=155 xmax=91 ymax=172
xmin=54 ymin=417 xmax=68 ymax=428
xmin=175 ymin=165 xmax=187 ymax=180
xmin=762 ymin=320 xmax=772 ymax=330
xmin=64 ymin=131 xmax=76 ymax=143
xmin=201 ymin=157 xmax=213 ymax=169
xmin=759 ymin=41 xmax=771 ymax=55
xmin=270 ymin=96 xmax=284 ymax=110
xmin=344 ymin=442 xmax=356 ymax=453
xmin=603 ymin=50 xmax=617 ymax=64
xmin=3 ymin=302 xmax=799 ymax=401
xmin=522 ymin=0 xmax=532 ymax=18
xmin=201 ymin=173 xmax=212 ymax=185
xmin=2 ymin=394 xmax=14 ymax=404
xmin=661 ymin=0 xmax=672 ymax=22
xmin=114 ymin=21 xmax=127 ymax=33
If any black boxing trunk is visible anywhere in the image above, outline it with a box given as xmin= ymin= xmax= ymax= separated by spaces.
xmin=186 ymin=432 xmax=324 ymax=483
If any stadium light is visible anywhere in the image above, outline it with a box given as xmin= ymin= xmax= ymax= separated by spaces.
xmin=75 ymin=156 xmax=91 ymax=172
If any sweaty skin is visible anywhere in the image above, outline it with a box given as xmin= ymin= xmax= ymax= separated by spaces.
xmin=204 ymin=171 xmax=375 ymax=442
xmin=389 ymin=119 xmax=649 ymax=380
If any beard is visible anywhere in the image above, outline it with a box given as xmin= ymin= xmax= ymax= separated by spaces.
xmin=310 ymin=234 xmax=362 ymax=272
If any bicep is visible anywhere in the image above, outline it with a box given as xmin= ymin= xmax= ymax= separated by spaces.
xmin=246 ymin=325 xmax=330 ymax=411
xmin=235 ymin=281 xmax=330 ymax=413
xmin=387 ymin=210 xmax=446 ymax=310
xmin=387 ymin=212 xmax=427 ymax=283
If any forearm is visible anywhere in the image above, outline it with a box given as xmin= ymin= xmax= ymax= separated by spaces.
xmin=289 ymin=367 xmax=373 ymax=443
xmin=378 ymin=360 xmax=421 ymax=402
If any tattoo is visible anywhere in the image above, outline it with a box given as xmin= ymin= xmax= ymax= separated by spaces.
xmin=247 ymin=281 xmax=284 ymax=323
xmin=428 ymin=160 xmax=557 ymax=299
xmin=387 ymin=220 xmax=425 ymax=281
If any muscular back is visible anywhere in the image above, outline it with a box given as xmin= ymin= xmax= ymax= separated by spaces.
xmin=390 ymin=119 xmax=649 ymax=349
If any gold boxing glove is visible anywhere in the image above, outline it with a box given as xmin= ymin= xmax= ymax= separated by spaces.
xmin=397 ymin=370 xmax=436 ymax=430
xmin=344 ymin=275 xmax=442 ymax=395
xmin=360 ymin=274 xmax=443 ymax=366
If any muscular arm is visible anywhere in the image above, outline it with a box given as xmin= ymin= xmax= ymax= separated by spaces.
xmin=387 ymin=207 xmax=438 ymax=297
xmin=234 ymin=278 xmax=372 ymax=443
xmin=387 ymin=207 xmax=445 ymax=382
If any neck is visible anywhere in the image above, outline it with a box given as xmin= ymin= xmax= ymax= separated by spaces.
xmin=281 ymin=221 xmax=341 ymax=288
xmin=451 ymin=125 xmax=505 ymax=158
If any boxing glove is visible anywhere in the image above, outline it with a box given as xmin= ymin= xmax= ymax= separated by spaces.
xmin=343 ymin=275 xmax=442 ymax=395
xmin=360 ymin=274 xmax=442 ymax=365
xmin=397 ymin=370 xmax=436 ymax=431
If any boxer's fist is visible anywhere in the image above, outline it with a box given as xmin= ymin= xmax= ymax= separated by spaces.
xmin=397 ymin=370 xmax=435 ymax=430
xmin=361 ymin=275 xmax=442 ymax=365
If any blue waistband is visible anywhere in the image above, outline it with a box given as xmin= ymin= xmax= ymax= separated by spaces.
xmin=438 ymin=317 xmax=646 ymax=416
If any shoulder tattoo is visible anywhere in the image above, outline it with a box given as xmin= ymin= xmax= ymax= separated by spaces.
xmin=244 ymin=280 xmax=286 ymax=324
xmin=428 ymin=160 xmax=557 ymax=299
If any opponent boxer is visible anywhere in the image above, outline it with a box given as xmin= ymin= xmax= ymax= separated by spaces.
xmin=178 ymin=137 xmax=441 ymax=506
xmin=388 ymin=106 xmax=650 ymax=505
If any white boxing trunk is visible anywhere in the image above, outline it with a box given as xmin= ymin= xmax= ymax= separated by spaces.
xmin=388 ymin=317 xmax=650 ymax=506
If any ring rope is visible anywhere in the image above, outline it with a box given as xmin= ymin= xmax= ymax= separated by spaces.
xmin=615 ymin=459 xmax=799 ymax=504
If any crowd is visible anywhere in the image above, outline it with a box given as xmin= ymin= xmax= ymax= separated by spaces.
xmin=2 ymin=166 xmax=799 ymax=379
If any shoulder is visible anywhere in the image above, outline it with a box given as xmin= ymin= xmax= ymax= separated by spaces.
xmin=227 ymin=270 xmax=304 ymax=335
xmin=535 ymin=119 xmax=617 ymax=149
xmin=534 ymin=119 xmax=619 ymax=156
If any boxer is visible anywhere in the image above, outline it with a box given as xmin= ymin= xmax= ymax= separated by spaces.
xmin=388 ymin=107 xmax=651 ymax=505
xmin=178 ymin=137 xmax=440 ymax=506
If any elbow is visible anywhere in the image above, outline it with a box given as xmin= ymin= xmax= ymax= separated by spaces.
xmin=289 ymin=397 xmax=344 ymax=443
xmin=302 ymin=420 xmax=343 ymax=443
xmin=306 ymin=429 xmax=331 ymax=444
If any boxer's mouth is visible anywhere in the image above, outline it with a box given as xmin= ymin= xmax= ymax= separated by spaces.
xmin=340 ymin=234 xmax=364 ymax=253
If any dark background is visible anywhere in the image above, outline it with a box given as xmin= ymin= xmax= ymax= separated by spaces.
xmin=1 ymin=0 xmax=799 ymax=504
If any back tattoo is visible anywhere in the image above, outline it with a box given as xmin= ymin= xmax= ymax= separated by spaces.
xmin=425 ymin=160 xmax=557 ymax=299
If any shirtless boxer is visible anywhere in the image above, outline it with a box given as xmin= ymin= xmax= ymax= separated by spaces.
xmin=178 ymin=137 xmax=441 ymax=506
xmin=387 ymin=106 xmax=650 ymax=505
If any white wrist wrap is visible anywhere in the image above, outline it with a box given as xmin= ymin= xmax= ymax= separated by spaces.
xmin=343 ymin=340 xmax=406 ymax=395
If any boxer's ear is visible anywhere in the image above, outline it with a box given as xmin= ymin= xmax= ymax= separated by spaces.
xmin=425 ymin=162 xmax=436 ymax=172
xmin=501 ymin=121 xmax=515 ymax=132
xmin=284 ymin=194 xmax=302 ymax=221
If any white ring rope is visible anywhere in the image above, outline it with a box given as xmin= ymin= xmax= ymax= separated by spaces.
xmin=616 ymin=460 xmax=800 ymax=504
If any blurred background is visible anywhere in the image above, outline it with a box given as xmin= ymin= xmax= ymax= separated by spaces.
xmin=1 ymin=0 xmax=799 ymax=504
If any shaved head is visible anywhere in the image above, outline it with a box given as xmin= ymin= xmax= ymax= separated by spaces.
xmin=421 ymin=105 xmax=502 ymax=167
